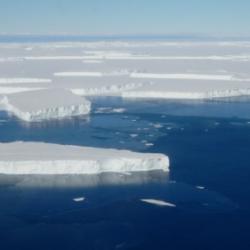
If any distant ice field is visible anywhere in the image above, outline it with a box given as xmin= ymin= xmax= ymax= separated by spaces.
xmin=0 ymin=40 xmax=250 ymax=99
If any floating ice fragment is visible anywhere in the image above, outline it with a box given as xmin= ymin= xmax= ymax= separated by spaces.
xmin=73 ymin=197 xmax=85 ymax=202
xmin=141 ymin=199 xmax=176 ymax=207
xmin=130 ymin=134 xmax=138 ymax=138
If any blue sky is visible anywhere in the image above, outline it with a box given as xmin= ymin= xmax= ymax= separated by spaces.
xmin=0 ymin=0 xmax=249 ymax=36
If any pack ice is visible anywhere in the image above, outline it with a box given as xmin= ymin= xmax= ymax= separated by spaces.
xmin=0 ymin=142 xmax=169 ymax=175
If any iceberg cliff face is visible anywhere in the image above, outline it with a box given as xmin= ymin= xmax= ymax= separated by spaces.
xmin=0 ymin=142 xmax=169 ymax=175
xmin=2 ymin=89 xmax=91 ymax=121
xmin=122 ymin=89 xmax=250 ymax=100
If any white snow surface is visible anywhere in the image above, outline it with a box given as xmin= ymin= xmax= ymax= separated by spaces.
xmin=1 ymin=89 xmax=91 ymax=121
xmin=0 ymin=142 xmax=170 ymax=175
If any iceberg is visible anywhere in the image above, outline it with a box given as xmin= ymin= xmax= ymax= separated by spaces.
xmin=1 ymin=89 xmax=91 ymax=121
xmin=0 ymin=142 xmax=170 ymax=175
xmin=1 ymin=41 xmax=250 ymax=100
xmin=130 ymin=73 xmax=234 ymax=81
xmin=122 ymin=80 xmax=250 ymax=100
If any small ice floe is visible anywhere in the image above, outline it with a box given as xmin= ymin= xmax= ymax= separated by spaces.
xmin=145 ymin=143 xmax=154 ymax=147
xmin=166 ymin=127 xmax=172 ymax=130
xmin=73 ymin=197 xmax=85 ymax=202
xmin=141 ymin=199 xmax=176 ymax=207
xmin=95 ymin=107 xmax=126 ymax=114
xmin=113 ymin=108 xmax=126 ymax=113
xmin=151 ymin=123 xmax=163 ymax=129
xmin=196 ymin=186 xmax=205 ymax=190
xmin=130 ymin=134 xmax=138 ymax=138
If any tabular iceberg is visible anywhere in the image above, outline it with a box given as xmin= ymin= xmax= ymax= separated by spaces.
xmin=0 ymin=142 xmax=169 ymax=175
xmin=1 ymin=89 xmax=91 ymax=121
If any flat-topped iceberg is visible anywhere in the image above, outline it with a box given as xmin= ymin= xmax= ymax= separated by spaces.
xmin=0 ymin=142 xmax=169 ymax=175
xmin=1 ymin=89 xmax=91 ymax=121
xmin=122 ymin=80 xmax=250 ymax=100
xmin=1 ymin=41 xmax=250 ymax=99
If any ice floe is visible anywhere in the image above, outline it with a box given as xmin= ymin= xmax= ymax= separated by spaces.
xmin=0 ymin=142 xmax=170 ymax=175
xmin=95 ymin=107 xmax=126 ymax=114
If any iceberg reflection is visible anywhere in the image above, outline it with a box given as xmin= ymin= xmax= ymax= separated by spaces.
xmin=0 ymin=170 xmax=169 ymax=188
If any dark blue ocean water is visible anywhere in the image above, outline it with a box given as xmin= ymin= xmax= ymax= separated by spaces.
xmin=0 ymin=98 xmax=250 ymax=250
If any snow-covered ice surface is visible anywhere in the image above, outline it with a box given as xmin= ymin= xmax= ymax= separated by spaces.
xmin=1 ymin=41 xmax=250 ymax=99
xmin=1 ymin=89 xmax=91 ymax=121
xmin=0 ymin=142 xmax=169 ymax=175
